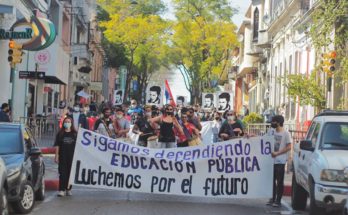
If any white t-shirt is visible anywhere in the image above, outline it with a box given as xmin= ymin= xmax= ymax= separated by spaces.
xmin=273 ymin=130 xmax=291 ymax=164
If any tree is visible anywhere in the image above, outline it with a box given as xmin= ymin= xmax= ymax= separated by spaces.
xmin=283 ymin=72 xmax=326 ymax=111
xmin=98 ymin=0 xmax=168 ymax=102
xmin=169 ymin=0 xmax=239 ymax=104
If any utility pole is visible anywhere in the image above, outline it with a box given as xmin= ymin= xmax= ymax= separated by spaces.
xmin=34 ymin=63 xmax=39 ymax=115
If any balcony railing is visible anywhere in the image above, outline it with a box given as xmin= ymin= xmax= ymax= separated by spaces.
xmin=270 ymin=0 xmax=295 ymax=24
xmin=71 ymin=43 xmax=90 ymax=60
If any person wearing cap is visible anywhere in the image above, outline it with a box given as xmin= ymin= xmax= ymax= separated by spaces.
xmin=266 ymin=115 xmax=292 ymax=208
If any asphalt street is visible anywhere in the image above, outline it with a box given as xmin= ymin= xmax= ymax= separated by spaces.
xmin=18 ymin=189 xmax=307 ymax=215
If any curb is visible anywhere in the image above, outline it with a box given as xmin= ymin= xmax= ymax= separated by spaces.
xmin=44 ymin=179 xmax=292 ymax=196
xmin=45 ymin=179 xmax=59 ymax=190
xmin=41 ymin=147 xmax=56 ymax=154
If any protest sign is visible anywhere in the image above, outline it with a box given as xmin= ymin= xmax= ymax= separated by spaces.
xmin=70 ymin=129 xmax=274 ymax=199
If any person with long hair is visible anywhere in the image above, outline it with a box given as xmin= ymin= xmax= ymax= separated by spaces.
xmin=54 ymin=117 xmax=77 ymax=197
xmin=149 ymin=104 xmax=183 ymax=148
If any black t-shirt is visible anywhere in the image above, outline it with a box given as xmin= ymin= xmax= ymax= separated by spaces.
xmin=219 ymin=121 xmax=244 ymax=139
xmin=135 ymin=118 xmax=154 ymax=141
xmin=54 ymin=131 xmax=77 ymax=160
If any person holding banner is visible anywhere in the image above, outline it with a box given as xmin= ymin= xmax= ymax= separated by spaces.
xmin=114 ymin=108 xmax=130 ymax=139
xmin=149 ymin=104 xmax=183 ymax=148
xmin=218 ymin=110 xmax=244 ymax=141
xmin=177 ymin=113 xmax=201 ymax=147
xmin=266 ymin=115 xmax=292 ymax=208
xmin=54 ymin=117 xmax=77 ymax=197
xmin=132 ymin=108 xmax=155 ymax=147
xmin=94 ymin=107 xmax=116 ymax=138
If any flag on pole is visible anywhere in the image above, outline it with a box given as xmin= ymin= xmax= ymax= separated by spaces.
xmin=164 ymin=80 xmax=176 ymax=107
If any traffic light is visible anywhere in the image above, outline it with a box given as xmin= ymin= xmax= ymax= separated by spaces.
xmin=8 ymin=40 xmax=24 ymax=67
xmin=321 ymin=51 xmax=337 ymax=77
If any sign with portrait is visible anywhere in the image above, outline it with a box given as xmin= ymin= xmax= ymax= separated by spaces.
xmin=113 ymin=90 xmax=123 ymax=105
xmin=202 ymin=93 xmax=216 ymax=110
xmin=176 ymin=95 xmax=187 ymax=107
xmin=216 ymin=92 xmax=233 ymax=112
xmin=146 ymin=85 xmax=163 ymax=106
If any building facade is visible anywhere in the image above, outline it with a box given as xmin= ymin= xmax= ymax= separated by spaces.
xmin=233 ymin=0 xmax=346 ymax=125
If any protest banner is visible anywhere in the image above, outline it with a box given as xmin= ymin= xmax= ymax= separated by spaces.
xmin=70 ymin=129 xmax=274 ymax=199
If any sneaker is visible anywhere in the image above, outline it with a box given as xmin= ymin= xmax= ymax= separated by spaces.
xmin=266 ymin=199 xmax=274 ymax=206
xmin=66 ymin=190 xmax=72 ymax=196
xmin=272 ymin=201 xmax=281 ymax=207
xmin=57 ymin=191 xmax=65 ymax=197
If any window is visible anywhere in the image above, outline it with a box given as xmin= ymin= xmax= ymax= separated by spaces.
xmin=0 ymin=127 xmax=23 ymax=155
xmin=310 ymin=123 xmax=321 ymax=148
xmin=253 ymin=8 xmax=259 ymax=41
xmin=306 ymin=122 xmax=316 ymax=140
xmin=321 ymin=122 xmax=348 ymax=149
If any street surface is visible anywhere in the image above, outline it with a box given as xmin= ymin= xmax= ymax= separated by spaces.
xmin=19 ymin=190 xmax=308 ymax=215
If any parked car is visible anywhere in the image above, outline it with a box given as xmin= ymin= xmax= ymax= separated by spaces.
xmin=292 ymin=111 xmax=348 ymax=215
xmin=0 ymin=123 xmax=45 ymax=214
xmin=0 ymin=157 xmax=8 ymax=215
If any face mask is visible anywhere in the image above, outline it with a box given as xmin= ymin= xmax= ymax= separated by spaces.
xmin=104 ymin=114 xmax=110 ymax=118
xmin=131 ymin=105 xmax=136 ymax=108
xmin=271 ymin=122 xmax=278 ymax=128
xmin=84 ymin=108 xmax=89 ymax=112
xmin=145 ymin=112 xmax=152 ymax=117
xmin=174 ymin=111 xmax=177 ymax=116
xmin=116 ymin=114 xmax=123 ymax=119
xmin=215 ymin=117 xmax=220 ymax=120
xmin=166 ymin=111 xmax=173 ymax=116
xmin=63 ymin=122 xmax=72 ymax=129
xmin=73 ymin=107 xmax=80 ymax=112
xmin=227 ymin=116 xmax=236 ymax=121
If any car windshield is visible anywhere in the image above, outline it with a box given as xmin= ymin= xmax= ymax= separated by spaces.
xmin=321 ymin=122 xmax=348 ymax=150
xmin=0 ymin=127 xmax=23 ymax=155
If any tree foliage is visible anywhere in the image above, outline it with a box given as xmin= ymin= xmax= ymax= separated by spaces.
xmin=98 ymin=0 xmax=169 ymax=102
xmin=169 ymin=0 xmax=238 ymax=103
xmin=284 ymin=73 xmax=326 ymax=111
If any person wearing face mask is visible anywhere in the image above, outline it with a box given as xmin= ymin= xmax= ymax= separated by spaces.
xmin=149 ymin=104 xmax=183 ymax=148
xmin=69 ymin=104 xmax=88 ymax=130
xmin=94 ymin=107 xmax=116 ymax=138
xmin=212 ymin=112 xmax=222 ymax=143
xmin=218 ymin=110 xmax=244 ymax=141
xmin=54 ymin=117 xmax=77 ymax=197
xmin=265 ymin=115 xmax=292 ymax=207
xmin=132 ymin=107 xmax=155 ymax=147
xmin=0 ymin=103 xmax=10 ymax=122
xmin=127 ymin=99 xmax=143 ymax=125
xmin=113 ymin=108 xmax=130 ymax=139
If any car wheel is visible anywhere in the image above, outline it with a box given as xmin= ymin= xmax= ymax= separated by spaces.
xmin=291 ymin=174 xmax=307 ymax=210
xmin=35 ymin=175 xmax=45 ymax=201
xmin=0 ymin=188 xmax=9 ymax=215
xmin=309 ymin=180 xmax=325 ymax=215
xmin=12 ymin=181 xmax=35 ymax=214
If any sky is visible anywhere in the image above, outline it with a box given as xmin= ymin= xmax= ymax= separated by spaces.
xmin=157 ymin=0 xmax=250 ymax=103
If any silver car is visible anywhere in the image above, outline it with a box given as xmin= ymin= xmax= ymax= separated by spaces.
xmin=0 ymin=157 xmax=8 ymax=215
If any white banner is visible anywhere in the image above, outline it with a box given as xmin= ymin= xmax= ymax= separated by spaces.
xmin=70 ymin=129 xmax=274 ymax=199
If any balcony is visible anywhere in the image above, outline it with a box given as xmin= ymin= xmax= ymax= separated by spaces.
xmin=71 ymin=43 xmax=90 ymax=61
xmin=270 ymin=0 xmax=295 ymax=23
xmin=256 ymin=30 xmax=271 ymax=48
xmin=246 ymin=44 xmax=262 ymax=57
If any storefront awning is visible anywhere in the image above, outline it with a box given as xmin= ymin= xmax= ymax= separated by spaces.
xmin=44 ymin=76 xmax=66 ymax=85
